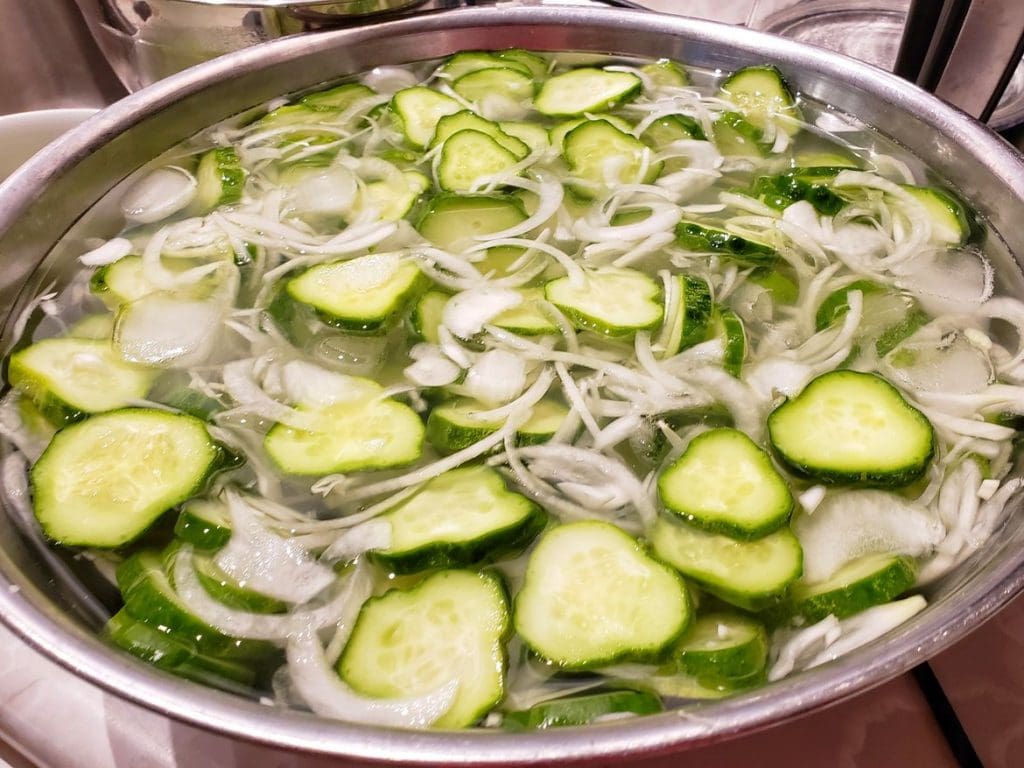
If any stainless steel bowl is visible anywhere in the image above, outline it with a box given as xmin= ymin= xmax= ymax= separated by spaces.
xmin=2 ymin=6 xmax=1024 ymax=764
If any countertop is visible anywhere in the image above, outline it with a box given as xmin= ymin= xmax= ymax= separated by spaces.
xmin=0 ymin=1 xmax=1021 ymax=766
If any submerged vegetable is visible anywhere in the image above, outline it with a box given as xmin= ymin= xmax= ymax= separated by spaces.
xmin=2 ymin=50 xmax=1020 ymax=731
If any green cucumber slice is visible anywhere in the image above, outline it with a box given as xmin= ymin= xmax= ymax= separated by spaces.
xmin=437 ymin=129 xmax=521 ymax=192
xmin=390 ymin=87 xmax=463 ymax=149
xmin=451 ymin=67 xmax=535 ymax=109
xmin=497 ymin=49 xmax=549 ymax=80
xmin=117 ymin=550 xmax=275 ymax=660
xmin=90 ymin=255 xmax=221 ymax=307
xmin=175 ymin=498 xmax=232 ymax=550
xmin=710 ymin=306 xmax=747 ymax=377
xmin=673 ymin=611 xmax=768 ymax=686
xmin=9 ymin=337 xmax=156 ymax=425
xmin=339 ymin=569 xmax=510 ymax=729
xmin=357 ymin=170 xmax=430 ymax=222
xmin=514 ymin=521 xmax=691 ymax=669
xmin=31 ymin=409 xmax=225 ymax=547
xmin=439 ymin=51 xmax=531 ymax=81
xmin=491 ymin=288 xmax=559 ymax=335
xmin=650 ymin=517 xmax=803 ymax=612
xmin=68 ymin=313 xmax=116 ymax=340
xmin=789 ymin=554 xmax=917 ymax=623
xmin=285 ymin=254 xmax=426 ymax=334
xmin=643 ymin=59 xmax=689 ymax=88
xmin=299 ymin=82 xmax=376 ymax=113
xmin=549 ymin=115 xmax=633 ymax=153
xmin=712 ymin=112 xmax=767 ymax=158
xmin=901 ymin=185 xmax=970 ymax=246
xmin=720 ymin=65 xmax=801 ymax=137
xmin=195 ymin=147 xmax=244 ymax=212
xmin=534 ymin=68 xmax=642 ymax=117
xmin=193 ymin=551 xmax=288 ymax=614
xmin=416 ymin=194 xmax=528 ymax=252
xmin=545 ymin=267 xmax=663 ymax=338
xmin=658 ymin=428 xmax=793 ymax=539
xmin=563 ymin=119 xmax=661 ymax=198
xmin=425 ymin=397 xmax=569 ymax=453
xmin=503 ymin=689 xmax=663 ymax=730
xmin=666 ymin=275 xmax=713 ymax=354
xmin=753 ymin=169 xmax=847 ymax=215
xmin=431 ymin=111 xmax=530 ymax=159
xmin=105 ymin=609 xmax=256 ymax=687
xmin=749 ymin=268 xmax=799 ymax=305
xmin=675 ymin=221 xmax=778 ymax=266
xmin=264 ymin=388 xmax=424 ymax=476
xmin=815 ymin=279 xmax=882 ymax=330
xmin=372 ymin=465 xmax=545 ymax=574
xmin=410 ymin=289 xmax=450 ymax=344
xmin=767 ymin=370 xmax=935 ymax=486
xmin=641 ymin=114 xmax=708 ymax=165
xmin=498 ymin=121 xmax=549 ymax=153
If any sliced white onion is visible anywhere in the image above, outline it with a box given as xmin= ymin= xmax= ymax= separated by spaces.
xmin=281 ymin=360 xmax=380 ymax=407
xmin=286 ymin=629 xmax=458 ymax=728
xmin=768 ymin=616 xmax=842 ymax=681
xmin=462 ymin=349 xmax=527 ymax=406
xmin=215 ymin=492 xmax=336 ymax=603
xmin=474 ymin=173 xmax=563 ymax=241
xmin=794 ymin=490 xmax=945 ymax=583
xmin=79 ymin=237 xmax=133 ymax=267
xmin=321 ymin=519 xmax=392 ymax=561
xmin=804 ymin=596 xmax=928 ymax=670
xmin=404 ymin=352 xmax=461 ymax=387
xmin=574 ymin=203 xmax=681 ymax=243
xmin=121 ymin=166 xmax=197 ymax=224
xmin=798 ymin=485 xmax=827 ymax=514
xmin=442 ymin=288 xmax=523 ymax=340
xmin=114 ymin=295 xmax=224 ymax=367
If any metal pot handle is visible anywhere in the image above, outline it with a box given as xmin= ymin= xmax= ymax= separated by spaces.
xmin=896 ymin=0 xmax=1024 ymax=122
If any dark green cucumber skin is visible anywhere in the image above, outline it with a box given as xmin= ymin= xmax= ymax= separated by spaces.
xmin=193 ymin=555 xmax=289 ymax=614
xmin=767 ymin=371 xmax=936 ymax=487
xmin=677 ymin=276 xmax=713 ymax=352
xmin=674 ymin=616 xmax=769 ymax=685
xmin=641 ymin=113 xmax=707 ymax=145
xmin=675 ymin=221 xmax=778 ymax=266
xmin=752 ymin=168 xmax=849 ymax=216
xmin=199 ymin=147 xmax=245 ymax=209
xmin=815 ymin=280 xmax=881 ymax=330
xmin=875 ymin=307 xmax=930 ymax=357
xmin=371 ymin=504 xmax=547 ymax=575
xmin=790 ymin=557 xmax=917 ymax=624
xmin=116 ymin=551 xmax=277 ymax=660
xmin=658 ymin=428 xmax=793 ymax=540
xmin=174 ymin=508 xmax=232 ymax=550
xmin=105 ymin=608 xmax=256 ymax=688
xmin=502 ymin=689 xmax=663 ymax=730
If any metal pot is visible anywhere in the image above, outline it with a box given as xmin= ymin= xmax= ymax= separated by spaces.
xmin=2 ymin=6 xmax=1024 ymax=764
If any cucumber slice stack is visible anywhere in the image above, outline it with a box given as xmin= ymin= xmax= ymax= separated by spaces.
xmin=503 ymin=689 xmax=663 ymax=730
xmin=674 ymin=611 xmax=769 ymax=689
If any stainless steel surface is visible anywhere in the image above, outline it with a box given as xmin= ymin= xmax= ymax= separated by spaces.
xmin=73 ymin=0 xmax=438 ymax=90
xmin=1 ymin=6 xmax=1024 ymax=764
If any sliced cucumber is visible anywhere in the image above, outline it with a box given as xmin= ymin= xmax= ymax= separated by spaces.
xmin=666 ymin=275 xmax=713 ymax=354
xmin=195 ymin=147 xmax=244 ymax=212
xmin=789 ymin=554 xmax=917 ymax=623
xmin=31 ymin=409 xmax=226 ymax=547
xmin=498 ymin=121 xmax=550 ymax=153
xmin=749 ymin=268 xmax=799 ymax=305
xmin=514 ymin=521 xmax=691 ymax=669
xmin=901 ymin=185 xmax=970 ymax=245
xmin=440 ymin=51 xmax=531 ymax=81
xmin=753 ymin=168 xmax=847 ymax=215
xmin=720 ymin=65 xmax=801 ymax=137
xmin=410 ymin=289 xmax=450 ymax=344
xmin=264 ymin=387 xmax=424 ymax=476
xmin=767 ymin=370 xmax=935 ymax=486
xmin=373 ymin=465 xmax=544 ymax=574
xmin=641 ymin=114 xmax=707 ymax=163
xmin=68 ymin=313 xmax=116 ymax=340
xmin=9 ymin=337 xmax=156 ymax=425
xmin=643 ymin=59 xmax=689 ymax=88
xmin=497 ymin=49 xmax=549 ymax=80
xmin=117 ymin=550 xmax=275 ymax=660
xmin=675 ymin=221 xmax=777 ymax=266
xmin=193 ymin=550 xmax=288 ymax=614
xmin=491 ymin=288 xmax=559 ymax=336
xmin=391 ymin=87 xmax=463 ymax=149
xmin=545 ymin=267 xmax=663 ymax=338
xmin=710 ymin=307 xmax=747 ymax=377
xmin=437 ymin=129 xmax=521 ymax=192
xmin=563 ymin=119 xmax=661 ymax=198
xmin=431 ymin=111 xmax=530 ymax=159
xmin=549 ymin=115 xmax=633 ymax=153
xmin=175 ymin=498 xmax=232 ymax=550
xmin=90 ymin=255 xmax=220 ymax=307
xmin=534 ymin=68 xmax=642 ymax=117
xmin=814 ymin=279 xmax=881 ymax=330
xmin=503 ymin=689 xmax=663 ymax=730
xmin=650 ymin=517 xmax=803 ymax=612
xmin=105 ymin=609 xmax=256 ymax=688
xmin=816 ymin=283 xmax=929 ymax=359
xmin=299 ymin=82 xmax=376 ymax=113
xmin=452 ymin=67 xmax=534 ymax=109
xmin=285 ymin=254 xmax=425 ymax=334
xmin=674 ymin=611 xmax=768 ymax=686
xmin=426 ymin=398 xmax=569 ymax=453
xmin=658 ymin=428 xmax=793 ymax=540
xmin=339 ymin=569 xmax=509 ymax=729
xmin=712 ymin=112 xmax=767 ymax=158
xmin=357 ymin=170 xmax=430 ymax=222
xmin=417 ymin=193 xmax=527 ymax=252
